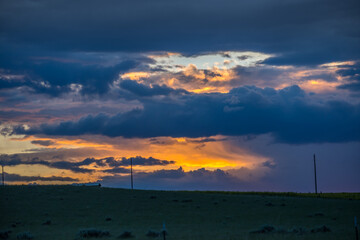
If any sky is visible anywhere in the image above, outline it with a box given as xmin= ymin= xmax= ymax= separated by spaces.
xmin=0 ymin=0 xmax=359 ymax=192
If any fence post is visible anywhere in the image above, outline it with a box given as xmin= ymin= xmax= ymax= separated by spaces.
xmin=162 ymin=222 xmax=167 ymax=240
xmin=355 ymin=216 xmax=359 ymax=240
xmin=130 ymin=158 xmax=133 ymax=190
xmin=2 ymin=165 xmax=4 ymax=186
xmin=313 ymin=154 xmax=317 ymax=194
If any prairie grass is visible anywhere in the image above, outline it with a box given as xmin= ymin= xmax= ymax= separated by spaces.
xmin=0 ymin=185 xmax=359 ymax=240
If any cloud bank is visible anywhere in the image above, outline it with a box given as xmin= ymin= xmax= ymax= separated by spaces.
xmin=11 ymin=85 xmax=360 ymax=144
xmin=0 ymin=155 xmax=175 ymax=173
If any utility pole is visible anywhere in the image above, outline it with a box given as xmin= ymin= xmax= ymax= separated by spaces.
xmin=355 ymin=216 xmax=359 ymax=240
xmin=313 ymin=154 xmax=318 ymax=194
xmin=2 ymin=165 xmax=4 ymax=186
xmin=130 ymin=158 xmax=133 ymax=190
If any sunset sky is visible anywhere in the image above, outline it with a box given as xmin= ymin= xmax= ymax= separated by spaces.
xmin=0 ymin=0 xmax=359 ymax=191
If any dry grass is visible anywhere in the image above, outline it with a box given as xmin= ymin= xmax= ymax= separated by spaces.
xmin=0 ymin=185 xmax=359 ymax=240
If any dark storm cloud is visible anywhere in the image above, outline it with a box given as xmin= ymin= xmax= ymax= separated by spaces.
xmin=262 ymin=160 xmax=277 ymax=169
xmin=187 ymin=137 xmax=226 ymax=144
xmin=103 ymin=168 xmax=130 ymax=174
xmin=114 ymin=156 xmax=175 ymax=166
xmin=0 ymin=76 xmax=25 ymax=89
xmin=0 ymin=110 xmax=31 ymax=120
xmin=11 ymin=84 xmax=360 ymax=144
xmin=0 ymin=0 xmax=359 ymax=65
xmin=0 ymin=52 xmax=138 ymax=96
xmin=31 ymin=140 xmax=55 ymax=146
xmin=119 ymin=80 xmax=188 ymax=97
xmin=0 ymin=155 xmax=175 ymax=173
xmin=0 ymin=155 xmax=94 ymax=173
xmin=78 ymin=156 xmax=175 ymax=168
xmin=101 ymin=167 xmax=255 ymax=191
xmin=338 ymin=82 xmax=360 ymax=92
xmin=337 ymin=63 xmax=360 ymax=92
xmin=4 ymin=173 xmax=79 ymax=182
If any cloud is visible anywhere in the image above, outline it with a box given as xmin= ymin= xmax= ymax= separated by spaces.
xmin=337 ymin=62 xmax=360 ymax=92
xmin=30 ymin=140 xmax=55 ymax=146
xmin=111 ymin=156 xmax=175 ymax=167
xmin=262 ymin=160 xmax=277 ymax=169
xmin=0 ymin=155 xmax=94 ymax=173
xmin=1 ymin=0 xmax=359 ymax=66
xmin=0 ymin=54 xmax=139 ymax=96
xmin=0 ymin=155 xmax=175 ymax=173
xmin=101 ymin=167 xmax=246 ymax=190
xmin=103 ymin=168 xmax=130 ymax=174
xmin=101 ymin=165 xmax=274 ymax=191
xmin=119 ymin=80 xmax=188 ymax=96
xmin=4 ymin=173 xmax=79 ymax=182
xmin=11 ymin=85 xmax=360 ymax=144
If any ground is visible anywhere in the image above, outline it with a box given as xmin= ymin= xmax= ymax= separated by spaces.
xmin=0 ymin=186 xmax=359 ymax=240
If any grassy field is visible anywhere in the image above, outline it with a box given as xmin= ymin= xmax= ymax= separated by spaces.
xmin=0 ymin=186 xmax=359 ymax=240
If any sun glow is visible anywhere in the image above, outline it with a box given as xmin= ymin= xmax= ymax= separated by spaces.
xmin=1 ymin=134 xmax=269 ymax=184
xmin=118 ymin=51 xmax=273 ymax=94
xmin=121 ymin=72 xmax=151 ymax=81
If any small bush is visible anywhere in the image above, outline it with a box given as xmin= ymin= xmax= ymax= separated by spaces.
xmin=275 ymin=228 xmax=287 ymax=234
xmin=291 ymin=227 xmax=307 ymax=235
xmin=311 ymin=225 xmax=331 ymax=233
xmin=42 ymin=220 xmax=51 ymax=225
xmin=307 ymin=212 xmax=324 ymax=217
xmin=118 ymin=231 xmax=133 ymax=239
xmin=251 ymin=225 xmax=276 ymax=234
xmin=16 ymin=232 xmax=33 ymax=240
xmin=0 ymin=230 xmax=11 ymax=240
xmin=79 ymin=229 xmax=110 ymax=238
xmin=11 ymin=222 xmax=21 ymax=228
xmin=145 ymin=230 xmax=159 ymax=238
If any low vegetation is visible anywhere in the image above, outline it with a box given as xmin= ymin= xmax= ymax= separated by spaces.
xmin=118 ymin=231 xmax=133 ymax=239
xmin=145 ymin=230 xmax=159 ymax=238
xmin=78 ymin=229 xmax=110 ymax=238
xmin=16 ymin=232 xmax=33 ymax=240
xmin=0 ymin=185 xmax=359 ymax=240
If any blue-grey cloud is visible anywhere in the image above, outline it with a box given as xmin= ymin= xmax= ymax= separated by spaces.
xmin=0 ymin=155 xmax=175 ymax=173
xmin=0 ymin=54 xmax=138 ymax=96
xmin=103 ymin=168 xmax=130 ymax=174
xmin=4 ymin=173 xmax=79 ymax=182
xmin=119 ymin=80 xmax=188 ymax=97
xmin=337 ymin=63 xmax=360 ymax=92
xmin=31 ymin=140 xmax=55 ymax=146
xmin=0 ymin=0 xmax=359 ymax=66
xmin=10 ymin=85 xmax=360 ymax=144
xmin=0 ymin=155 xmax=94 ymax=173
xmin=101 ymin=167 xmax=257 ymax=191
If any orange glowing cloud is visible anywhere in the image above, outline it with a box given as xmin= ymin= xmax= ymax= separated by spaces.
xmin=121 ymin=72 xmax=151 ymax=81
xmin=1 ymin=134 xmax=269 ymax=184
xmin=120 ymin=64 xmax=237 ymax=94
xmin=11 ymin=135 xmax=115 ymax=151
xmin=117 ymin=51 xmax=273 ymax=94
xmin=298 ymin=80 xmax=342 ymax=93
xmin=272 ymin=61 xmax=355 ymax=93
